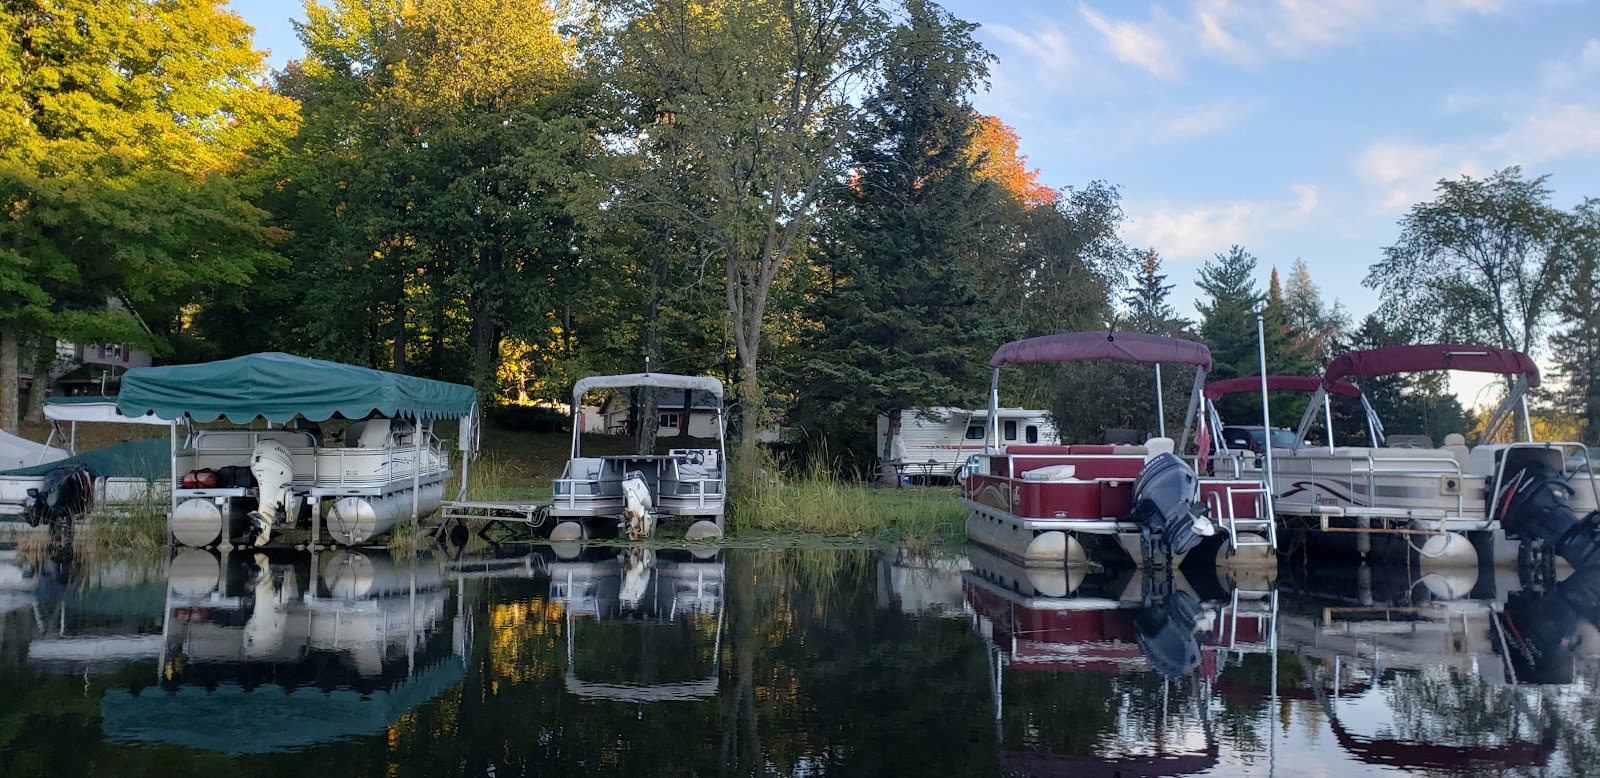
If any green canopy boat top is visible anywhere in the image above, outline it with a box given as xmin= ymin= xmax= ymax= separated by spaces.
xmin=0 ymin=437 xmax=170 ymax=479
xmin=115 ymin=352 xmax=477 ymax=424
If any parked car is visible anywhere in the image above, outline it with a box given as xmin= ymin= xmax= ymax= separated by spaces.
xmin=1220 ymin=425 xmax=1305 ymax=454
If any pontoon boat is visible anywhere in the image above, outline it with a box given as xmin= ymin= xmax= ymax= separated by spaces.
xmin=550 ymin=373 xmax=726 ymax=539
xmin=961 ymin=331 xmax=1276 ymax=566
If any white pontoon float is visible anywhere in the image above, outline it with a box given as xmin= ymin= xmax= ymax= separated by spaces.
xmin=113 ymin=353 xmax=479 ymax=549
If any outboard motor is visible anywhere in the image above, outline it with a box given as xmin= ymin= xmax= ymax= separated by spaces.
xmin=1128 ymin=453 xmax=1216 ymax=556
xmin=1493 ymin=462 xmax=1600 ymax=569
xmin=24 ymin=463 xmax=92 ymax=528
xmin=620 ymin=471 xmax=655 ymax=540
xmin=245 ymin=440 xmax=296 ymax=547
xmin=1131 ymin=588 xmax=1205 ymax=680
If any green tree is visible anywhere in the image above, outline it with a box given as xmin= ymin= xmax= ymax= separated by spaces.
xmin=1284 ymin=258 xmax=1348 ymax=368
xmin=795 ymin=0 xmax=1003 ymax=480
xmin=1195 ymin=247 xmax=1311 ymax=425
xmin=0 ymin=0 xmax=296 ymax=430
xmin=237 ymin=0 xmax=594 ymax=395
xmin=1552 ymin=199 xmax=1600 ymax=445
xmin=1124 ymin=248 xmax=1188 ymax=336
xmin=1336 ymin=314 xmax=1470 ymax=444
xmin=1365 ymin=166 xmax=1570 ymax=356
xmin=593 ymin=0 xmax=890 ymax=453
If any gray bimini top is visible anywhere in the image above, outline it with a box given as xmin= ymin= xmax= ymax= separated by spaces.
xmin=572 ymin=373 xmax=725 ymax=399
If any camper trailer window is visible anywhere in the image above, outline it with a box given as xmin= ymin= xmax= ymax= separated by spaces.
xmin=658 ymin=413 xmax=682 ymax=430
xmin=1004 ymin=420 xmax=1018 ymax=441
xmin=965 ymin=424 xmax=984 ymax=440
xmin=1025 ymin=425 xmax=1039 ymax=444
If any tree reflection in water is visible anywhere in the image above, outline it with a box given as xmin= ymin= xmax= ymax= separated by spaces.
xmin=3 ymin=543 xmax=1600 ymax=776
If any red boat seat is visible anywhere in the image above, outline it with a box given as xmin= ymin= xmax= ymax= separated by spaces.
xmin=1006 ymin=445 xmax=1072 ymax=455
xmin=1066 ymin=444 xmax=1117 ymax=455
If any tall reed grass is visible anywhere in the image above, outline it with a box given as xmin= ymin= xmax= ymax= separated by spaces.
xmin=727 ymin=449 xmax=966 ymax=545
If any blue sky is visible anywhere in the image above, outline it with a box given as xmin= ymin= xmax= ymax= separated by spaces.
xmin=229 ymin=0 xmax=1600 ymax=359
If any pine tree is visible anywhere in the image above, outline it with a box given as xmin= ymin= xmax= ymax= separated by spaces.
xmin=1123 ymin=248 xmax=1188 ymax=336
xmin=1196 ymin=247 xmax=1312 ymax=424
xmin=797 ymin=0 xmax=1003 ymax=479
xmin=1285 ymin=258 xmax=1348 ymax=368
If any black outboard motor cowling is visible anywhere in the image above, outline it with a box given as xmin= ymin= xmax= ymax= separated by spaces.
xmin=1128 ymin=453 xmax=1216 ymax=555
xmin=24 ymin=463 xmax=92 ymax=527
xmin=1494 ymin=463 xmax=1600 ymax=569
xmin=1132 ymin=589 xmax=1205 ymax=680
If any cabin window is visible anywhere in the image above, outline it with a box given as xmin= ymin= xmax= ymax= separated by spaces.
xmin=1025 ymin=425 xmax=1039 ymax=444
xmin=658 ymin=412 xmax=681 ymax=430
xmin=1003 ymin=420 xmax=1018 ymax=441
xmin=965 ymin=424 xmax=984 ymax=440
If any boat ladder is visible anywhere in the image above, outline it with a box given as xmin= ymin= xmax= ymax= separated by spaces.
xmin=1226 ymin=585 xmax=1279 ymax=658
xmin=1207 ymin=484 xmax=1279 ymax=553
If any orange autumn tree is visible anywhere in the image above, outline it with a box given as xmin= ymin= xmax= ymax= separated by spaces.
xmin=966 ymin=114 xmax=1056 ymax=208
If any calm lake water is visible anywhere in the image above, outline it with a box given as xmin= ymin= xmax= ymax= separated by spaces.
xmin=2 ymin=540 xmax=1598 ymax=777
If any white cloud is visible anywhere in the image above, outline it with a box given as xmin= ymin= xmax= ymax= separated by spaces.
xmin=1540 ymin=38 xmax=1600 ymax=91
xmin=1123 ymin=185 xmax=1323 ymax=263
xmin=1079 ymin=5 xmax=1180 ymax=80
xmin=1148 ymin=100 xmax=1256 ymax=143
xmin=1491 ymin=102 xmax=1600 ymax=162
xmin=988 ymin=22 xmax=1076 ymax=82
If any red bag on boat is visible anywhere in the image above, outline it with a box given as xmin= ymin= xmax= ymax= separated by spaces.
xmin=181 ymin=469 xmax=219 ymax=489
xmin=1195 ymin=423 xmax=1211 ymax=474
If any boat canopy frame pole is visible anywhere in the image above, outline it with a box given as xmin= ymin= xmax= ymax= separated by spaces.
xmin=1178 ymin=367 xmax=1206 ymax=456
xmin=1323 ymin=394 xmax=1335 ymax=453
xmin=1154 ymin=363 xmax=1166 ymax=438
xmin=570 ymin=391 xmax=583 ymax=460
xmin=1360 ymin=395 xmax=1384 ymax=445
xmin=1256 ymin=315 xmax=1275 ymax=491
xmin=986 ymin=369 xmax=1000 ymax=453
xmin=1480 ymin=374 xmax=1531 ymax=444
xmin=1293 ymin=387 xmax=1326 ymax=452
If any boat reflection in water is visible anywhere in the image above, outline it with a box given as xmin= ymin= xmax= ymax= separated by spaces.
xmin=1278 ymin=561 xmax=1600 ymax=773
xmin=964 ymin=544 xmax=1275 ymax=777
xmin=98 ymin=548 xmax=464 ymax=754
xmin=547 ymin=544 xmax=724 ymax=702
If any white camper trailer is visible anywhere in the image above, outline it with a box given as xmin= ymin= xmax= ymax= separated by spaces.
xmin=877 ymin=407 xmax=1057 ymax=479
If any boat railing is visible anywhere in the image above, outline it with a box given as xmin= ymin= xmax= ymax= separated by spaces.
xmin=1275 ymin=451 xmax=1473 ymax=525
xmin=310 ymin=439 xmax=450 ymax=493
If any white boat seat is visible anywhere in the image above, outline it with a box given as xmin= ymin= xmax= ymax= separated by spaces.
xmin=1440 ymin=433 xmax=1470 ymax=466
xmin=1111 ymin=444 xmax=1148 ymax=457
xmin=1020 ymin=464 xmax=1076 ymax=481
xmin=1143 ymin=437 xmax=1175 ymax=460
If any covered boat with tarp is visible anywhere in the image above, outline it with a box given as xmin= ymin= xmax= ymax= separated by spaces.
xmin=961 ymin=331 xmax=1276 ymax=566
xmin=0 ymin=397 xmax=173 ymax=521
xmin=115 ymin=352 xmax=479 ymax=548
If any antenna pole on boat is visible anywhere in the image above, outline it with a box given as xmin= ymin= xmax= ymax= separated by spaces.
xmin=1257 ymin=314 xmax=1275 ymax=491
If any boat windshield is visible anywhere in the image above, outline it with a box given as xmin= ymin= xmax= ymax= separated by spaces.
xmin=1249 ymin=429 xmax=1299 ymax=448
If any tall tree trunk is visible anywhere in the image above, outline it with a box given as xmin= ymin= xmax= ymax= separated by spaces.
xmin=683 ymin=387 xmax=695 ymax=441
xmin=471 ymin=237 xmax=503 ymax=394
xmin=637 ymin=254 xmax=666 ymax=456
xmin=0 ymin=326 xmax=17 ymax=433
xmin=879 ymin=407 xmax=902 ymax=486
xmin=24 ymin=337 xmax=53 ymax=424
